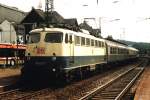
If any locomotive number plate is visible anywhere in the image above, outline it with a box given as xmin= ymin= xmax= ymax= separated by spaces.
xmin=37 ymin=47 xmax=45 ymax=54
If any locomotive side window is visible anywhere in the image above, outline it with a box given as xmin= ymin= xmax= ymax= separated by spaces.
xmin=95 ymin=40 xmax=98 ymax=47
xmin=91 ymin=39 xmax=94 ymax=46
xmin=99 ymin=41 xmax=101 ymax=47
xmin=86 ymin=38 xmax=90 ymax=46
xmin=28 ymin=33 xmax=40 ymax=43
xmin=65 ymin=34 xmax=68 ymax=43
xmin=81 ymin=37 xmax=85 ymax=46
xmin=45 ymin=33 xmax=63 ymax=43
xmin=69 ymin=35 xmax=72 ymax=43
xmin=75 ymin=36 xmax=80 ymax=45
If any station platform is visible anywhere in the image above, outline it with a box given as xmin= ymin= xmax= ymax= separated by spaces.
xmin=0 ymin=68 xmax=20 ymax=91
xmin=134 ymin=65 xmax=150 ymax=100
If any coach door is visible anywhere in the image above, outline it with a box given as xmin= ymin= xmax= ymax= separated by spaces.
xmin=69 ymin=34 xmax=74 ymax=63
xmin=105 ymin=43 xmax=108 ymax=62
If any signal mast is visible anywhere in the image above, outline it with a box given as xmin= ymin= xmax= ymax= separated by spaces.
xmin=45 ymin=0 xmax=54 ymax=27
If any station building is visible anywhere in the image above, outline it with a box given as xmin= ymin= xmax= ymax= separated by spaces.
xmin=0 ymin=3 xmax=25 ymax=44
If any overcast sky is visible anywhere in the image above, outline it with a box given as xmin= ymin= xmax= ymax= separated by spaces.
xmin=0 ymin=0 xmax=150 ymax=42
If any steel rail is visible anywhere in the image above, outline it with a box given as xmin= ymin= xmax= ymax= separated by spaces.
xmin=79 ymin=66 xmax=144 ymax=100
xmin=115 ymin=68 xmax=144 ymax=100
xmin=78 ymin=67 xmax=136 ymax=100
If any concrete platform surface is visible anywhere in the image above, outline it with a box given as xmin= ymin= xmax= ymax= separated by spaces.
xmin=134 ymin=66 xmax=150 ymax=100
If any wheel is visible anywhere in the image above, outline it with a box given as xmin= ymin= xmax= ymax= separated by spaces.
xmin=10 ymin=60 xmax=15 ymax=66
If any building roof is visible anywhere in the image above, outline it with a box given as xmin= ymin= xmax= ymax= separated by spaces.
xmin=21 ymin=8 xmax=64 ymax=24
xmin=64 ymin=18 xmax=78 ymax=26
xmin=21 ymin=8 xmax=45 ymax=23
xmin=79 ymin=21 xmax=101 ymax=37
xmin=0 ymin=3 xmax=25 ymax=24
xmin=0 ymin=3 xmax=24 ymax=13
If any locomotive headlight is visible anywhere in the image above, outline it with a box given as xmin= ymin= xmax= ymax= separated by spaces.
xmin=52 ymin=68 xmax=56 ymax=72
xmin=52 ymin=56 xmax=56 ymax=61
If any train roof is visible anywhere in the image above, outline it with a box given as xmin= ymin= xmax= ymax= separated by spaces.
xmin=128 ymin=46 xmax=139 ymax=51
xmin=105 ymin=38 xmax=128 ymax=46
xmin=105 ymin=40 xmax=127 ymax=48
xmin=30 ymin=27 xmax=105 ymax=42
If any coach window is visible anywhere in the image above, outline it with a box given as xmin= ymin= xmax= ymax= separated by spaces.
xmin=117 ymin=48 xmax=119 ymax=54
xmin=101 ymin=42 xmax=104 ymax=47
xmin=127 ymin=50 xmax=129 ymax=54
xmin=113 ymin=48 xmax=115 ymax=54
xmin=110 ymin=47 xmax=113 ymax=54
xmin=97 ymin=41 xmax=99 ymax=47
xmin=91 ymin=39 xmax=94 ymax=46
xmin=114 ymin=48 xmax=117 ymax=54
xmin=99 ymin=41 xmax=101 ymax=47
xmin=112 ymin=48 xmax=114 ymax=54
xmin=81 ymin=37 xmax=85 ymax=46
xmin=86 ymin=38 xmax=90 ymax=46
xmin=95 ymin=40 xmax=98 ymax=47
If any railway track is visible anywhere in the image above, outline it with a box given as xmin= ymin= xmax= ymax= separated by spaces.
xmin=79 ymin=67 xmax=144 ymax=100
xmin=0 ymin=88 xmax=52 ymax=100
xmin=26 ymin=62 xmax=142 ymax=100
xmin=0 ymin=89 xmax=32 ymax=100
xmin=0 ymin=60 xmax=146 ymax=100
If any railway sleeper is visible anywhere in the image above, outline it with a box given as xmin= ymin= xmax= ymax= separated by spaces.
xmin=101 ymin=91 xmax=120 ymax=94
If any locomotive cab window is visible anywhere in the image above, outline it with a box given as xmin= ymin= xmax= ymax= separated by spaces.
xmin=28 ymin=32 xmax=40 ymax=43
xmin=45 ymin=32 xmax=63 ymax=43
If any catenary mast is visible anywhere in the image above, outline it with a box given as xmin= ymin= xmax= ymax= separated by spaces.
xmin=45 ymin=0 xmax=54 ymax=27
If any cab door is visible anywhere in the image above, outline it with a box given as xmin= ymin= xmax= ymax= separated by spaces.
xmin=69 ymin=34 xmax=74 ymax=63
